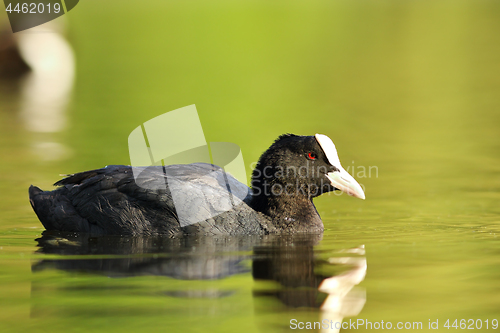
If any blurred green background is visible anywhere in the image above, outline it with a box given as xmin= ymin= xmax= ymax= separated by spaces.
xmin=0 ymin=0 xmax=499 ymax=332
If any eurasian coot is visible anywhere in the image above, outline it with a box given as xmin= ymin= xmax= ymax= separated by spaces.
xmin=29 ymin=134 xmax=365 ymax=236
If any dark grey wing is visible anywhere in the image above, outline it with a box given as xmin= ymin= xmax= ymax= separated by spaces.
xmin=29 ymin=165 xmax=177 ymax=235
xmin=31 ymin=163 xmax=253 ymax=236
xmin=61 ymin=165 xmax=180 ymax=235
xmin=156 ymin=163 xmax=252 ymax=229
xmin=30 ymin=166 xmax=137 ymax=234
xmin=157 ymin=163 xmax=269 ymax=235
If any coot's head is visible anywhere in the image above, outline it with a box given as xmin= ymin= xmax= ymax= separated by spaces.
xmin=250 ymin=134 xmax=364 ymax=224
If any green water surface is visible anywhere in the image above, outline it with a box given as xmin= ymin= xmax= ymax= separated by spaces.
xmin=0 ymin=1 xmax=499 ymax=332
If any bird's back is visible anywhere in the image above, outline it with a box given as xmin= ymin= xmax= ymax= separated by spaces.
xmin=29 ymin=164 xmax=266 ymax=236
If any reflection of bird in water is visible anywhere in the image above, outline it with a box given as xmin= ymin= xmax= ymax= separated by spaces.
xmin=31 ymin=232 xmax=366 ymax=327
xmin=252 ymin=234 xmax=328 ymax=307
xmin=33 ymin=232 xmax=253 ymax=280
xmin=0 ymin=20 xmax=75 ymax=160
xmin=30 ymin=232 xmax=256 ymax=318
xmin=319 ymin=246 xmax=367 ymax=333
xmin=252 ymin=237 xmax=366 ymax=332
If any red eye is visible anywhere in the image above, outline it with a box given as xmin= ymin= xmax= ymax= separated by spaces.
xmin=307 ymin=152 xmax=317 ymax=160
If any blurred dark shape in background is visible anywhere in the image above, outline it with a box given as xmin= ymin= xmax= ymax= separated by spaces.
xmin=0 ymin=26 xmax=30 ymax=78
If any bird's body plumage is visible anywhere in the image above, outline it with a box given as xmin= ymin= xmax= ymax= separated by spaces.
xmin=29 ymin=134 xmax=365 ymax=236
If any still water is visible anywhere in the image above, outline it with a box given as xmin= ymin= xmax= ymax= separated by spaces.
xmin=0 ymin=1 xmax=499 ymax=332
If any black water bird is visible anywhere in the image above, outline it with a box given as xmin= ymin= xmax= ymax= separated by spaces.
xmin=29 ymin=134 xmax=365 ymax=236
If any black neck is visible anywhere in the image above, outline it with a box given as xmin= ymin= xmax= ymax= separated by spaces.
xmin=249 ymin=181 xmax=324 ymax=233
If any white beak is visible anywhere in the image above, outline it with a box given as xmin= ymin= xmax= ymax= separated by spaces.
xmin=315 ymin=134 xmax=366 ymax=200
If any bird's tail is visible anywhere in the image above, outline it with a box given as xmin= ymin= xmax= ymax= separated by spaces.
xmin=29 ymin=185 xmax=54 ymax=230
